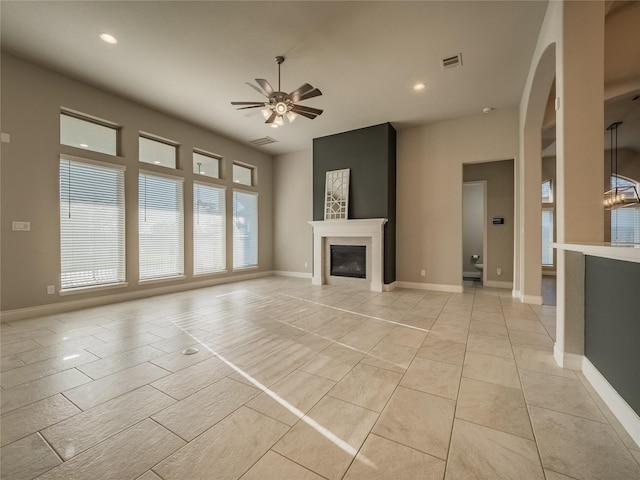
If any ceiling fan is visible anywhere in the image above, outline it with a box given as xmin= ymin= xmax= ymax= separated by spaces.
xmin=231 ymin=56 xmax=323 ymax=127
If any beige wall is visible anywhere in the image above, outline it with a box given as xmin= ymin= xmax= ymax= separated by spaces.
xmin=396 ymin=108 xmax=519 ymax=288
xmin=464 ymin=160 xmax=515 ymax=284
xmin=1 ymin=54 xmax=273 ymax=312
xmin=273 ymin=150 xmax=313 ymax=274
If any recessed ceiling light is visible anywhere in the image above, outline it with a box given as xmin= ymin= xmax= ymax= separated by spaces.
xmin=153 ymin=161 xmax=161 ymax=164
xmin=99 ymin=33 xmax=118 ymax=45
xmin=483 ymin=107 xmax=495 ymax=114
xmin=413 ymin=83 xmax=426 ymax=91
xmin=79 ymin=143 xmax=89 ymax=148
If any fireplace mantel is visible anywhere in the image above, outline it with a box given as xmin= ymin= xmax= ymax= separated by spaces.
xmin=308 ymin=218 xmax=388 ymax=291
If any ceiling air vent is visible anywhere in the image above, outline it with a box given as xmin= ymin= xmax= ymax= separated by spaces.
xmin=249 ymin=136 xmax=278 ymax=147
xmin=441 ymin=53 xmax=463 ymax=70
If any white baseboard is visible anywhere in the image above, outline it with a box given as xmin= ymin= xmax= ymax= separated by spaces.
xmin=395 ymin=281 xmax=464 ymax=293
xmin=512 ymin=289 xmax=521 ymax=298
xmin=272 ymin=271 xmax=312 ymax=279
xmin=553 ymin=344 xmax=582 ymax=370
xmin=582 ymin=357 xmax=640 ymax=448
xmin=521 ymin=294 xmax=543 ymax=305
xmin=483 ymin=280 xmax=513 ymax=289
xmin=1 ymin=270 xmax=274 ymax=323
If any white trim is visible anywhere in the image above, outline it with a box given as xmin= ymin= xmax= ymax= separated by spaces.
xmin=1 ymin=271 xmax=272 ymax=323
xmin=512 ymin=289 xmax=521 ymax=298
xmin=309 ymin=219 xmax=388 ymax=292
xmin=60 ymin=153 xmax=126 ymax=171
xmin=138 ymin=275 xmax=186 ymax=286
xmin=139 ymin=168 xmax=184 ymax=181
xmin=395 ymin=281 xmax=464 ymax=293
xmin=483 ymin=280 xmax=513 ymax=289
xmin=582 ymin=356 xmax=640 ymax=448
xmin=521 ymin=294 xmax=543 ymax=305
xmin=552 ymin=343 xmax=582 ymax=370
xmin=60 ymin=282 xmax=128 ymax=296
xmin=273 ymin=271 xmax=312 ymax=279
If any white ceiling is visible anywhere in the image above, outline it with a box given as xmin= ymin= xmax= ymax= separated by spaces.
xmin=1 ymin=1 xmax=549 ymax=155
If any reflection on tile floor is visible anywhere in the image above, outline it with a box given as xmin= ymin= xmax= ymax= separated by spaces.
xmin=1 ymin=277 xmax=638 ymax=479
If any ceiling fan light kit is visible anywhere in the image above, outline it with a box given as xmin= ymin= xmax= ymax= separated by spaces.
xmin=231 ymin=56 xmax=323 ymax=128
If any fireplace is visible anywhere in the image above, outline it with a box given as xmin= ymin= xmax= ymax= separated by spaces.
xmin=331 ymin=245 xmax=366 ymax=278
xmin=308 ymin=218 xmax=387 ymax=291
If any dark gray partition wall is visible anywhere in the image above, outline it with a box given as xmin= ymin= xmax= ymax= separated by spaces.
xmin=585 ymin=255 xmax=640 ymax=416
xmin=313 ymin=123 xmax=396 ymax=284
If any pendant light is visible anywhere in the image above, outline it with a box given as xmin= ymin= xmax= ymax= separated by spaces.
xmin=603 ymin=121 xmax=640 ymax=209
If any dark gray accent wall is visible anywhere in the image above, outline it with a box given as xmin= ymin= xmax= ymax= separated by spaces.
xmin=585 ymin=255 xmax=640 ymax=416
xmin=313 ymin=123 xmax=396 ymax=284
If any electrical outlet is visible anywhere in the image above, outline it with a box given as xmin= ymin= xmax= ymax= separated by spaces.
xmin=420 ymin=269 xmax=426 ymax=276
xmin=47 ymin=285 xmax=55 ymax=294
xmin=497 ymin=268 xmax=502 ymax=276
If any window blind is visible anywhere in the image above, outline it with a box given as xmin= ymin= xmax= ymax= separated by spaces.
xmin=541 ymin=208 xmax=554 ymax=266
xmin=611 ymin=176 xmax=640 ymax=243
xmin=59 ymin=157 xmax=125 ymax=289
xmin=233 ymin=190 xmax=258 ymax=269
xmin=194 ymin=183 xmax=226 ymax=274
xmin=139 ymin=172 xmax=184 ymax=280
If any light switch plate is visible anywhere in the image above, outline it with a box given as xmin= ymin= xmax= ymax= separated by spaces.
xmin=12 ymin=221 xmax=30 ymax=231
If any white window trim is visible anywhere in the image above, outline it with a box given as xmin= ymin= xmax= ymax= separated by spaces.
xmin=60 ymin=282 xmax=129 ymax=296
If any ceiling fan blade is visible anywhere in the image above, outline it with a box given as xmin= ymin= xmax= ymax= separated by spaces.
xmin=288 ymin=83 xmax=314 ymax=102
xmin=236 ymin=105 xmax=266 ymax=110
xmin=255 ymin=78 xmax=275 ymax=96
xmin=291 ymin=104 xmax=323 ymax=116
xmin=245 ymin=82 xmax=268 ymax=97
xmin=296 ymin=88 xmax=323 ymax=102
xmin=231 ymin=101 xmax=265 ymax=106
xmin=290 ymin=106 xmax=320 ymax=120
xmin=265 ymin=111 xmax=277 ymax=124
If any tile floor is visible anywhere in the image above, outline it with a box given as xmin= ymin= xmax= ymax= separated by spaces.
xmin=1 ymin=277 xmax=638 ymax=480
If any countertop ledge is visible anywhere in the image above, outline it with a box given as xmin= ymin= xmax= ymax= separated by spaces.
xmin=552 ymin=242 xmax=640 ymax=264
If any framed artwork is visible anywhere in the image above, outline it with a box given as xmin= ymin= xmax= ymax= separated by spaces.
xmin=324 ymin=168 xmax=350 ymax=220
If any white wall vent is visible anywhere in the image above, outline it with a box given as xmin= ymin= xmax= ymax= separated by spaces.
xmin=441 ymin=53 xmax=463 ymax=69
xmin=249 ymin=136 xmax=278 ymax=147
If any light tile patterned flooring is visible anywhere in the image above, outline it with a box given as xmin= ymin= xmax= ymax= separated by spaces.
xmin=1 ymin=277 xmax=639 ymax=480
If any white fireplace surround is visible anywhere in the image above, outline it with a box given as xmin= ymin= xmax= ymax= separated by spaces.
xmin=308 ymin=218 xmax=388 ymax=292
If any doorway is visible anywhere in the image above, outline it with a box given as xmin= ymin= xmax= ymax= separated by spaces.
xmin=462 ymin=181 xmax=487 ymax=285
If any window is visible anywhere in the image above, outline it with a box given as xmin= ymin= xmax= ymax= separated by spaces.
xmin=611 ymin=175 xmax=640 ymax=243
xmin=541 ymin=179 xmax=554 ymax=267
xmin=59 ymin=157 xmax=125 ymax=289
xmin=139 ymin=173 xmax=184 ymax=280
xmin=541 ymin=179 xmax=553 ymax=203
xmin=194 ymin=183 xmax=226 ymax=275
xmin=194 ymin=151 xmax=221 ymax=179
xmin=542 ymin=208 xmax=554 ymax=266
xmin=233 ymin=163 xmax=254 ymax=186
xmin=233 ymin=190 xmax=258 ymax=269
xmin=139 ymin=136 xmax=177 ymax=168
xmin=60 ymin=112 xmax=118 ymax=155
